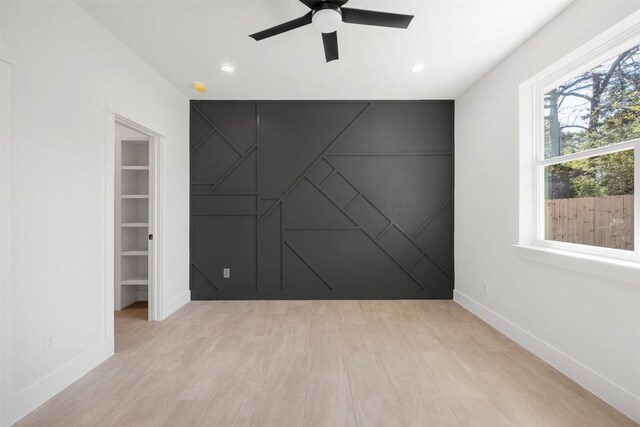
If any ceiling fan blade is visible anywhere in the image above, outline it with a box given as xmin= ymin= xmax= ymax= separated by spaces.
xmin=299 ymin=0 xmax=349 ymax=7
xmin=322 ymin=31 xmax=339 ymax=62
xmin=249 ymin=12 xmax=312 ymax=41
xmin=341 ymin=8 xmax=414 ymax=29
xmin=298 ymin=0 xmax=317 ymax=8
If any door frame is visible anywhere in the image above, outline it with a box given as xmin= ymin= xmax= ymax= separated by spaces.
xmin=106 ymin=111 xmax=164 ymax=321
xmin=0 ymin=41 xmax=13 ymax=427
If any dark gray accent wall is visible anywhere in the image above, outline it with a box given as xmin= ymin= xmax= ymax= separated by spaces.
xmin=190 ymin=101 xmax=454 ymax=300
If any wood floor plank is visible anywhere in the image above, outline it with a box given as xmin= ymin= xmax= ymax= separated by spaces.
xmin=304 ymin=397 xmax=357 ymax=427
xmin=380 ymin=349 xmax=431 ymax=396
xmin=142 ymin=399 xmax=210 ymax=427
xmin=93 ymin=395 xmax=165 ymax=427
xmin=274 ymin=321 xmax=312 ymax=353
xmin=344 ymin=351 xmax=397 ymax=400
xmin=306 ymin=372 xmax=351 ymax=401
xmin=339 ymin=322 xmax=378 ymax=353
xmin=304 ymin=371 xmax=356 ymax=426
xmin=197 ymin=390 xmax=260 ymax=427
xmin=251 ymin=398 xmax=305 ymax=427
xmin=260 ymin=351 xmax=309 ymax=400
xmin=353 ymin=398 xmax=409 ymax=427
xmin=333 ymin=300 xmax=367 ymax=324
xmin=448 ymin=397 xmax=514 ymax=427
xmin=38 ymin=399 xmax=118 ymax=427
xmin=179 ymin=353 xmax=236 ymax=400
xmin=396 ymin=391 xmax=462 ymax=427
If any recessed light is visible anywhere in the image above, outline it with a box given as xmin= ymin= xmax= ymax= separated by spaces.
xmin=192 ymin=82 xmax=208 ymax=93
xmin=411 ymin=64 xmax=425 ymax=73
xmin=220 ymin=64 xmax=235 ymax=73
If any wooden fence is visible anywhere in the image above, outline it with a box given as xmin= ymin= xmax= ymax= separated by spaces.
xmin=545 ymin=195 xmax=634 ymax=250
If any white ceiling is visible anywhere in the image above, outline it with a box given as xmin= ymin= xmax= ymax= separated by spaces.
xmin=77 ymin=0 xmax=573 ymax=99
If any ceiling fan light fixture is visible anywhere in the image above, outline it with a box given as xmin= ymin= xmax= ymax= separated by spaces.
xmin=312 ymin=6 xmax=342 ymax=34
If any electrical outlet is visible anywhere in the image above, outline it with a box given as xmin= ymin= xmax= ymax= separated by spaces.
xmin=223 ymin=268 xmax=230 ymax=279
xmin=482 ymin=281 xmax=489 ymax=296
xmin=43 ymin=335 xmax=54 ymax=353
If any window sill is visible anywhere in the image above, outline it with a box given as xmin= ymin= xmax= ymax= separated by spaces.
xmin=513 ymin=244 xmax=640 ymax=285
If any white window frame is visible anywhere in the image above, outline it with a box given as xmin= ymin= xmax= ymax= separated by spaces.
xmin=519 ymin=12 xmax=640 ymax=265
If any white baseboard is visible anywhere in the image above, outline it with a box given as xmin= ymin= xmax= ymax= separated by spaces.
xmin=454 ymin=290 xmax=640 ymax=424
xmin=162 ymin=290 xmax=190 ymax=320
xmin=6 ymin=341 xmax=112 ymax=427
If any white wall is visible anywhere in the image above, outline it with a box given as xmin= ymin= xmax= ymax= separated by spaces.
xmin=0 ymin=2 xmax=190 ymax=425
xmin=455 ymin=0 xmax=640 ymax=423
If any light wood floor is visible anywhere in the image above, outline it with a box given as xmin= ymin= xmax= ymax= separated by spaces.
xmin=16 ymin=300 xmax=636 ymax=427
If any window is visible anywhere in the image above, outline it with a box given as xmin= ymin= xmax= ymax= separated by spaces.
xmin=522 ymin=24 xmax=640 ymax=262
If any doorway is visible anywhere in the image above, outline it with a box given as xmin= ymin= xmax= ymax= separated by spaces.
xmin=114 ymin=120 xmax=159 ymax=320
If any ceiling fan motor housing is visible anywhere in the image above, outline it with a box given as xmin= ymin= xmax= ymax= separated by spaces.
xmin=312 ymin=3 xmax=342 ymax=33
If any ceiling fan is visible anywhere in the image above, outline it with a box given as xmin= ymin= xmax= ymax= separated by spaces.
xmin=249 ymin=0 xmax=414 ymax=62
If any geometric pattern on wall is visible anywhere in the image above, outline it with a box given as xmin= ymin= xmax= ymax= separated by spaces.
xmin=190 ymin=101 xmax=454 ymax=300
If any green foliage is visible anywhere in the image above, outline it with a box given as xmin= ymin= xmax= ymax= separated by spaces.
xmin=561 ymin=94 xmax=640 ymax=154
xmin=547 ymin=150 xmax=634 ymax=199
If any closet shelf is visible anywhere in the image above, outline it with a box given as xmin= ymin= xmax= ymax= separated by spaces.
xmin=121 ymin=250 xmax=149 ymax=256
xmin=121 ymin=222 xmax=149 ymax=228
xmin=122 ymin=166 xmax=150 ymax=170
xmin=121 ymin=195 xmax=149 ymax=199
xmin=121 ymin=278 xmax=148 ymax=286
